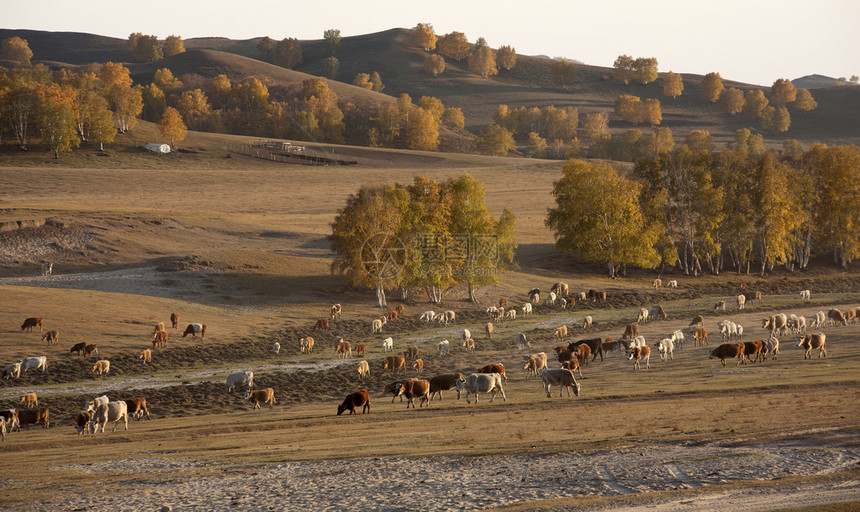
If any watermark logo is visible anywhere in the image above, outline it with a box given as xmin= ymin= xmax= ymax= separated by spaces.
xmin=359 ymin=232 xmax=408 ymax=281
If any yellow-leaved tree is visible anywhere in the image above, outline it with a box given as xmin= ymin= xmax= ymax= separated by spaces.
xmin=550 ymin=60 xmax=577 ymax=90
xmin=35 ymin=83 xmax=80 ymax=158
xmin=413 ymin=23 xmax=437 ymax=51
xmin=476 ymin=124 xmax=514 ymax=156
xmin=496 ymin=45 xmax=516 ymax=71
xmin=662 ymin=71 xmax=683 ymax=98
xmin=700 ymin=72 xmax=724 ymax=103
xmin=770 ymin=78 xmax=796 ymax=107
xmin=721 ymin=88 xmax=744 ymax=115
xmin=1 ymin=36 xmax=33 ymax=63
xmin=468 ymin=38 xmax=497 ymax=78
xmin=547 ymin=159 xmax=660 ymax=277
xmin=423 ymin=54 xmax=445 ymax=76
xmin=438 ymin=31 xmax=469 ymax=61
xmin=163 ymin=35 xmax=185 ymax=57
xmin=159 ymin=106 xmax=186 ymax=150
xmin=405 ymin=106 xmax=439 ymax=150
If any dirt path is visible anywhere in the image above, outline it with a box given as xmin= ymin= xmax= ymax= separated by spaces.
xmin=11 ymin=431 xmax=858 ymax=511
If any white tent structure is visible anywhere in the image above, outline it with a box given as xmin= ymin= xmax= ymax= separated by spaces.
xmin=144 ymin=143 xmax=171 ymax=154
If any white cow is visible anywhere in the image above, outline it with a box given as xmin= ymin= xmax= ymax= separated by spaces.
xmin=629 ymin=335 xmax=647 ymax=349
xmin=226 ymin=371 xmax=254 ymax=393
xmin=811 ymin=311 xmax=826 ymax=329
xmin=461 ymin=329 xmax=471 ymax=341
xmin=521 ymin=303 xmax=533 ymax=316
xmin=766 ymin=336 xmax=780 ymax=360
xmin=514 ymin=332 xmax=530 ymax=350
xmin=545 ymin=292 xmax=557 ymax=306
xmin=21 ymin=356 xmax=47 ymax=373
xmin=438 ymin=310 xmax=456 ymax=325
xmin=456 ymin=373 xmax=506 ymax=404
xmin=541 ymin=368 xmax=581 ymax=398
xmin=737 ymin=294 xmax=746 ymax=310
xmin=3 ymin=362 xmax=21 ymax=379
xmin=436 ymin=340 xmax=450 ymax=356
xmin=799 ymin=289 xmax=811 ymax=301
xmin=371 ymin=319 xmax=383 ymax=333
xmin=667 ymin=280 xmax=678 ymax=288
xmin=582 ymin=316 xmax=593 ymax=331
xmin=382 ymin=337 xmax=394 ymax=352
xmin=420 ymin=311 xmax=436 ymax=322
xmin=93 ymin=401 xmax=128 ymax=433
xmin=272 ymin=342 xmax=281 ymax=355
xmin=637 ymin=308 xmax=649 ymax=323
xmin=670 ymin=330 xmax=685 ymax=348
xmin=655 ymin=338 xmax=675 ymax=361
xmin=41 ymin=263 xmax=53 ymax=277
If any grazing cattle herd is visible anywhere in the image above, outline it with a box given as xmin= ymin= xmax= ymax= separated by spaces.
xmin=0 ymin=280 xmax=855 ymax=444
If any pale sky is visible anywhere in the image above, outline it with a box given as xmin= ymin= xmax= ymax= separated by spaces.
xmin=3 ymin=0 xmax=858 ymax=86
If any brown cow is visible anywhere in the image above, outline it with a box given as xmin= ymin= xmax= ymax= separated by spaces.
xmin=330 ymin=304 xmax=342 ymax=320
xmin=742 ymin=340 xmax=766 ymax=363
xmin=336 ymin=339 xmax=352 ymax=359
xmin=337 ymin=389 xmax=370 ymax=415
xmin=170 ymin=312 xmax=180 ymax=329
xmin=76 ymin=410 xmax=91 ymax=435
xmin=0 ymin=409 xmax=19 ymax=433
xmin=797 ymin=333 xmax=827 ymax=359
xmin=568 ymin=338 xmax=604 ymax=362
xmin=18 ymin=407 xmax=50 ymax=429
xmin=556 ymin=348 xmax=575 ymax=365
xmin=139 ymin=349 xmax=152 ymax=364
xmin=588 ymin=289 xmax=607 ymax=302
xmin=244 ymin=388 xmax=276 ymax=410
xmin=412 ymin=358 xmax=424 ymax=373
xmin=478 ymin=363 xmax=506 ymax=383
xmin=628 ymin=346 xmax=651 ymax=370
xmin=21 ymin=317 xmax=43 ymax=332
xmin=709 ymin=343 xmax=746 ymax=366
xmin=69 ymin=342 xmax=87 ymax=355
xmin=312 ymin=318 xmax=329 ymax=332
xmin=576 ymin=344 xmax=592 ymax=366
xmin=395 ymin=304 xmax=406 ymax=315
xmin=41 ymin=330 xmax=59 ymax=346
xmin=354 ymin=343 xmax=365 ymax=357
xmin=387 ymin=310 xmax=398 ymax=321
xmin=123 ymin=397 xmax=152 ymax=420
xmin=403 ymin=345 xmax=419 ymax=361
xmin=622 ymin=323 xmax=639 ymax=340
xmin=152 ymin=330 xmax=168 ymax=348
xmin=690 ymin=315 xmax=705 ymax=327
xmin=19 ymin=392 xmax=38 ymax=408
xmin=84 ymin=344 xmax=100 ymax=357
xmin=428 ymin=373 xmax=463 ymax=401
xmin=694 ymin=327 xmax=709 ymax=346
xmin=384 ymin=355 xmax=406 ymax=374
xmin=560 ymin=359 xmax=583 ymax=378
xmin=499 ymin=297 xmax=508 ymax=309
xmin=397 ymin=379 xmax=431 ymax=408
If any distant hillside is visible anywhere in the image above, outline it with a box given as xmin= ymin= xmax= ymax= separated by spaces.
xmin=792 ymin=74 xmax=859 ymax=89
xmin=2 ymin=27 xmax=859 ymax=148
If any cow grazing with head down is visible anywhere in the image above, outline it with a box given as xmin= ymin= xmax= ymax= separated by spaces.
xmin=170 ymin=312 xmax=180 ymax=329
xmin=384 ymin=355 xmax=406 ymax=374
xmin=92 ymin=360 xmax=110 ymax=377
xmin=41 ymin=330 xmax=59 ymax=346
xmin=357 ymin=360 xmax=370 ymax=380
xmin=83 ymin=344 xmax=99 ymax=357
xmin=337 ymin=389 xmax=370 ymax=415
xmin=560 ymin=359 xmax=583 ymax=378
xmin=182 ymin=323 xmax=206 ymax=338
xmin=93 ymin=401 xmax=128 ymax=433
xmin=123 ymin=397 xmax=151 ymax=420
xmin=456 ymin=373 xmax=506 ymax=404
xmin=69 ymin=342 xmax=87 ymax=356
xmin=300 ymin=336 xmax=315 ymax=353
xmin=541 ymin=368 xmax=581 ymax=398
xmin=569 ymin=338 xmax=604 ymax=362
xmin=622 ymin=323 xmax=639 ymax=341
xmin=797 ymin=333 xmax=826 ymax=359
xmin=313 ymin=318 xmax=330 ymax=332
xmin=18 ymin=407 xmax=50 ymax=429
xmin=139 ymin=349 xmax=152 ymax=364
xmin=21 ymin=317 xmax=43 ymax=332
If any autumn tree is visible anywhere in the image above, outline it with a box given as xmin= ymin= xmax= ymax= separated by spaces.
xmin=176 ymin=89 xmax=212 ymax=130
xmin=353 ymin=73 xmax=372 ymax=89
xmin=468 ymin=38 xmax=497 ymax=78
xmin=542 ymin=105 xmax=578 ymax=140
xmin=153 ymin=68 xmax=182 ymax=91
xmin=1 ymin=68 xmax=41 ymax=149
xmin=323 ymin=29 xmax=342 ymax=55
xmin=526 ymin=132 xmax=547 ymax=158
xmin=793 ymin=89 xmax=817 ymax=111
xmin=1 ymin=37 xmax=33 ymax=63
xmin=417 ymin=96 xmax=444 ymax=124
xmin=582 ymin=112 xmax=609 ymax=143
xmin=615 ymin=94 xmax=643 ymax=124
xmin=642 ymin=98 xmax=662 ymax=126
xmin=159 ymin=106 xmax=186 ymax=150
xmin=743 ymin=89 xmax=769 ymax=119
xmin=35 ymin=83 xmax=79 ymax=158
xmin=207 ymin=74 xmax=232 ymax=109
xmin=257 ymin=37 xmax=273 ymax=53
xmin=273 ymin=38 xmax=302 ymax=68
xmin=613 ymin=55 xmax=635 ymax=84
xmin=369 ymin=71 xmax=384 ymax=92
xmin=751 ymin=152 xmax=798 ymax=275
xmin=301 ymin=78 xmax=343 ymax=143
xmin=100 ymin=62 xmax=141 ymax=133
xmin=662 ymin=71 xmax=683 ymax=98
xmin=423 ymin=54 xmax=445 ymax=76
xmin=163 ymin=35 xmax=185 ymax=57
xmin=323 ymin=56 xmax=339 ymax=79
xmin=700 ymin=72 xmax=724 ymax=103
xmin=413 ymin=23 xmax=437 ymax=51
xmin=547 ymin=159 xmax=660 ymax=277
xmin=683 ymin=130 xmax=714 ymax=153
xmin=633 ymin=57 xmax=658 ymax=85
xmin=437 ymin=31 xmax=470 ymax=61
xmin=496 ymin=45 xmax=516 ymax=70
xmin=476 ymin=123 xmax=514 ymax=156
xmin=442 ymin=107 xmax=465 ymax=129
xmin=366 ymin=102 xmax=400 ymax=147
xmin=128 ymin=33 xmax=162 ymax=62
xmin=761 ymin=106 xmax=790 ymax=133
xmin=721 ymin=87 xmax=744 ymax=115
xmin=405 ymin=106 xmax=439 ymax=150
xmin=550 ymin=60 xmax=577 ymax=90
xmin=770 ymin=78 xmax=796 ymax=107
xmin=81 ymin=93 xmax=116 ymax=150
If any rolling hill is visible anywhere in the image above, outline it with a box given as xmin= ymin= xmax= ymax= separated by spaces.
xmin=2 ymin=27 xmax=859 ymax=148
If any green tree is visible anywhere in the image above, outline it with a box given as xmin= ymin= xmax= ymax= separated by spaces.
xmin=701 ymin=72 xmax=724 ymax=103
xmin=413 ymin=23 xmax=437 ymax=51
xmin=273 ymin=38 xmax=302 ymax=68
xmin=35 ymin=83 xmax=80 ymax=158
xmin=323 ymin=29 xmax=342 ymax=55
xmin=476 ymin=123 xmax=514 ymax=156
xmin=633 ymin=57 xmax=658 ymax=85
xmin=721 ymin=87 xmax=744 ymax=115
xmin=550 ymin=60 xmax=577 ymax=90
xmin=793 ymin=89 xmax=817 ymax=111
xmin=1 ymin=36 xmax=33 ymax=63
xmin=663 ymin=71 xmax=683 ymax=98
xmin=497 ymin=45 xmax=516 ymax=70
xmin=163 ymin=35 xmax=185 ymax=57
xmin=159 ymin=106 xmax=186 ymax=150
xmin=547 ymin=159 xmax=660 ymax=277
xmin=468 ymin=39 xmax=497 ymax=78
xmin=743 ymin=89 xmax=769 ymax=119
xmin=770 ymin=78 xmax=796 ymax=107
xmin=322 ymin=56 xmax=339 ymax=79
xmin=423 ymin=54 xmax=445 ymax=76
xmin=613 ymin=55 xmax=635 ymax=84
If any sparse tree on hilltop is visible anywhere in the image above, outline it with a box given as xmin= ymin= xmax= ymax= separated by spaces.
xmin=413 ymin=23 xmax=437 ymax=51
xmin=1 ymin=37 xmax=33 ymax=63
xmin=438 ymin=31 xmax=469 ymax=61
xmin=770 ymin=78 xmax=797 ymax=107
xmin=324 ymin=29 xmax=342 ymax=55
xmin=663 ymin=71 xmax=683 ymax=98
xmin=273 ymin=38 xmax=302 ymax=69
xmin=701 ymin=72 xmax=724 ymax=103
xmin=497 ymin=45 xmax=517 ymax=71
xmin=257 ymin=37 xmax=273 ymax=53
xmin=633 ymin=57 xmax=658 ymax=85
xmin=163 ymin=35 xmax=185 ymax=57
xmin=468 ymin=39 xmax=497 ymax=78
xmin=128 ymin=33 xmax=162 ymax=62
xmin=613 ymin=55 xmax=635 ymax=84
